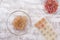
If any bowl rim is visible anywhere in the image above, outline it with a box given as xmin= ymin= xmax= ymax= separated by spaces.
xmin=6 ymin=10 xmax=32 ymax=36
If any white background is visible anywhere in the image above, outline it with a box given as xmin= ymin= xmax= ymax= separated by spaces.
xmin=0 ymin=0 xmax=60 ymax=40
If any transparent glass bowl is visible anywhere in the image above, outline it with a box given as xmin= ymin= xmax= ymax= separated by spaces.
xmin=7 ymin=10 xmax=31 ymax=36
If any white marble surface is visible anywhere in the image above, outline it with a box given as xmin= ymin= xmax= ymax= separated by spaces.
xmin=0 ymin=0 xmax=60 ymax=40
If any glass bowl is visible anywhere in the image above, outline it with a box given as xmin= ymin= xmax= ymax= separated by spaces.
xmin=7 ymin=10 xmax=31 ymax=36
